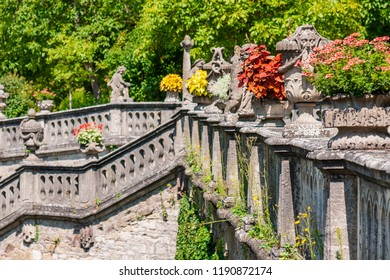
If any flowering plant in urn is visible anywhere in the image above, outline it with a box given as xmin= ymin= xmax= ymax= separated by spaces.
xmin=33 ymin=88 xmax=56 ymax=101
xmin=160 ymin=74 xmax=182 ymax=93
xmin=299 ymin=33 xmax=390 ymax=97
xmin=186 ymin=69 xmax=209 ymax=97
xmin=73 ymin=123 xmax=103 ymax=146
xmin=237 ymin=44 xmax=286 ymax=100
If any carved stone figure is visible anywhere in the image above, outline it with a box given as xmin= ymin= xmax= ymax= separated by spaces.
xmin=276 ymin=25 xmax=331 ymax=138
xmin=80 ymin=225 xmax=94 ymax=249
xmin=203 ymin=47 xmax=232 ymax=93
xmin=108 ymin=66 xmax=132 ymax=103
xmin=181 ymin=35 xmax=194 ymax=103
xmin=20 ymin=108 xmax=44 ymax=161
xmin=0 ymin=84 xmax=9 ymax=119
xmin=22 ymin=224 xmax=36 ymax=244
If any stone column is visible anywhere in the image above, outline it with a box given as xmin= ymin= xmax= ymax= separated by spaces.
xmin=221 ymin=122 xmax=239 ymax=197
xmin=189 ymin=111 xmax=200 ymax=155
xmin=277 ymin=159 xmax=296 ymax=245
xmin=20 ymin=171 xmax=35 ymax=204
xmin=248 ymin=138 xmax=262 ymax=216
xmin=324 ymin=175 xmax=357 ymax=260
xmin=0 ymin=85 xmax=9 ymax=119
xmin=209 ymin=116 xmax=224 ymax=185
xmin=79 ymin=168 xmax=97 ymax=206
xmin=174 ymin=112 xmax=185 ymax=155
xmin=108 ymin=108 xmax=122 ymax=145
xmin=180 ymin=35 xmax=194 ymax=103
xmin=199 ymin=114 xmax=211 ymax=173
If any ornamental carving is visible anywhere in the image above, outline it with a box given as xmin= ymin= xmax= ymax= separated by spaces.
xmin=276 ymin=25 xmax=331 ymax=103
xmin=22 ymin=224 xmax=36 ymax=244
xmin=20 ymin=109 xmax=44 ymax=159
xmin=0 ymin=84 xmax=9 ymax=119
xmin=108 ymin=66 xmax=132 ymax=103
xmin=80 ymin=225 xmax=95 ymax=249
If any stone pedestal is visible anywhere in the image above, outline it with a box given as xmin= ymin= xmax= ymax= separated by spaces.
xmin=20 ymin=109 xmax=44 ymax=161
xmin=323 ymin=107 xmax=390 ymax=150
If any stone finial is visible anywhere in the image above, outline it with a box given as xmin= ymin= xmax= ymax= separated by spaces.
xmin=276 ymin=25 xmax=331 ymax=74
xmin=22 ymin=224 xmax=36 ymax=244
xmin=180 ymin=35 xmax=194 ymax=51
xmin=80 ymin=225 xmax=94 ymax=249
xmin=20 ymin=108 xmax=44 ymax=160
xmin=0 ymin=84 xmax=9 ymax=119
xmin=107 ymin=66 xmax=133 ymax=103
xmin=276 ymin=25 xmax=331 ymax=138
xmin=181 ymin=35 xmax=194 ymax=103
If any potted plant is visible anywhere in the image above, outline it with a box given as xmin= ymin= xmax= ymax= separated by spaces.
xmin=73 ymin=122 xmax=105 ymax=158
xmin=237 ymin=44 xmax=289 ymax=126
xmin=33 ymin=88 xmax=56 ymax=113
xmin=186 ymin=69 xmax=217 ymax=106
xmin=160 ymin=74 xmax=182 ymax=102
xmin=299 ymin=33 xmax=390 ymax=149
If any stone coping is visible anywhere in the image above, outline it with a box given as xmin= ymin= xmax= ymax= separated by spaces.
xmin=0 ymin=102 xmax=182 ymax=125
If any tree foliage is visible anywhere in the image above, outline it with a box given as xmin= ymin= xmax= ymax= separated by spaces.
xmin=0 ymin=0 xmax=388 ymax=115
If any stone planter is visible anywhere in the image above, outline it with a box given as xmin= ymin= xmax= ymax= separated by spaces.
xmin=80 ymin=142 xmax=106 ymax=159
xmin=164 ymin=91 xmax=180 ymax=102
xmin=253 ymin=99 xmax=290 ymax=127
xmin=323 ymin=94 xmax=390 ymax=150
xmin=38 ymin=100 xmax=54 ymax=113
xmin=192 ymin=95 xmax=218 ymax=110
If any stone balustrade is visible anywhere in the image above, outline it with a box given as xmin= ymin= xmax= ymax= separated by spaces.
xmin=0 ymin=102 xmax=181 ymax=161
xmin=183 ymin=110 xmax=390 ymax=260
xmin=0 ymin=106 xmax=389 ymax=259
xmin=0 ymin=115 xmax=180 ymax=234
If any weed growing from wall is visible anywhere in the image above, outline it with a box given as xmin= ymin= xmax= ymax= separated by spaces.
xmin=185 ymin=145 xmax=202 ymax=175
xmin=294 ymin=206 xmax=323 ymax=260
xmin=249 ymin=162 xmax=279 ymax=250
xmin=175 ymin=195 xmax=214 ymax=260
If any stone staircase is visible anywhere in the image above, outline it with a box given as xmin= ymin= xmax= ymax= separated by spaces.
xmin=0 ymin=107 xmax=184 ymax=236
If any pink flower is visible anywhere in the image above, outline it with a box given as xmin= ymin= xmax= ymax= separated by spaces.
xmin=325 ymin=73 xmax=333 ymax=78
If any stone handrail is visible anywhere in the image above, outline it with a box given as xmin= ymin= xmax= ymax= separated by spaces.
xmin=184 ymin=110 xmax=390 ymax=260
xmin=0 ymin=102 xmax=181 ymax=160
xmin=0 ymin=112 xmax=183 ymax=234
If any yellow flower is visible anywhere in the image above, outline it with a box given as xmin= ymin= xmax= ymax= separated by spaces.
xmin=186 ymin=70 xmax=209 ymax=96
xmin=294 ymin=220 xmax=300 ymax=225
xmin=302 ymin=213 xmax=308 ymax=218
xmin=160 ymin=74 xmax=183 ymax=92
xmin=301 ymin=238 xmax=307 ymax=244
xmin=307 ymin=206 xmax=312 ymax=211
xmin=304 ymin=227 xmax=309 ymax=232
xmin=253 ymin=195 xmax=258 ymax=201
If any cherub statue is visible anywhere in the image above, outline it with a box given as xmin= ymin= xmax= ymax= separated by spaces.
xmin=108 ymin=66 xmax=132 ymax=102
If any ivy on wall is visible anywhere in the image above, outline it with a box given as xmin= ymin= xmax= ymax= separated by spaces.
xmin=175 ymin=195 xmax=223 ymax=260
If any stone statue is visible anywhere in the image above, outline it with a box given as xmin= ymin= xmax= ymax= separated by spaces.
xmin=80 ymin=225 xmax=94 ymax=249
xmin=108 ymin=66 xmax=132 ymax=103
xmin=20 ymin=108 xmax=44 ymax=161
xmin=236 ymin=43 xmax=257 ymax=115
xmin=22 ymin=224 xmax=36 ymax=244
xmin=276 ymin=25 xmax=331 ymax=138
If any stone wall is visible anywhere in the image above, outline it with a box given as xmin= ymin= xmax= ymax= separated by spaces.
xmin=0 ymin=182 xmax=180 ymax=260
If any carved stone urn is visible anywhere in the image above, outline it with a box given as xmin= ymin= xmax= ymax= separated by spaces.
xmin=80 ymin=141 xmax=105 ymax=159
xmin=276 ymin=25 xmax=331 ymax=137
xmin=20 ymin=108 xmax=44 ymax=161
xmin=38 ymin=100 xmax=54 ymax=113
xmin=323 ymin=94 xmax=390 ymax=149
xmin=253 ymin=99 xmax=290 ymax=127
xmin=164 ymin=91 xmax=180 ymax=102
xmin=0 ymin=84 xmax=9 ymax=119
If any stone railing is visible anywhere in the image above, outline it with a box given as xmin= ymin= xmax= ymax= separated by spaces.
xmin=0 ymin=102 xmax=181 ymax=160
xmin=183 ymin=110 xmax=390 ymax=260
xmin=0 ymin=113 xmax=182 ymax=234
